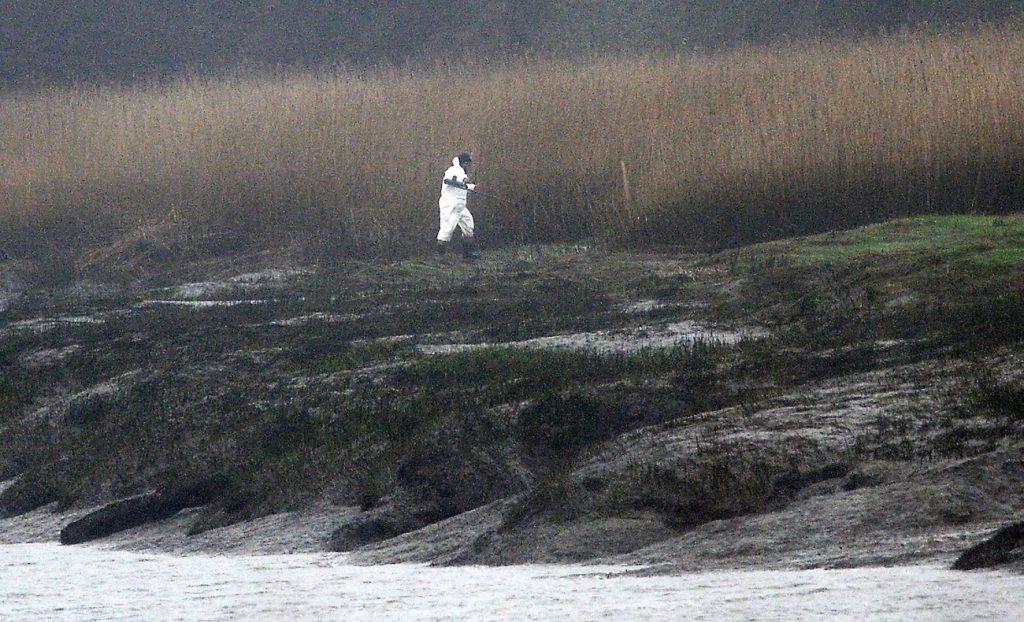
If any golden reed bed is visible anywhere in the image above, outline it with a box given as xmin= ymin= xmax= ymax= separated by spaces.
xmin=1 ymin=27 xmax=1022 ymax=263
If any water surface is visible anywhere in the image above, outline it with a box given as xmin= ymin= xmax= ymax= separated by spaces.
xmin=1 ymin=544 xmax=1021 ymax=621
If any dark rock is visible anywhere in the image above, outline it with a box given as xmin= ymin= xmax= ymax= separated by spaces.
xmin=60 ymin=494 xmax=180 ymax=545
xmin=59 ymin=477 xmax=226 ymax=545
xmin=952 ymin=521 xmax=1024 ymax=570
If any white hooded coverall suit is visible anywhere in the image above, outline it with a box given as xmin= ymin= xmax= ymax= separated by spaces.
xmin=437 ymin=157 xmax=476 ymax=243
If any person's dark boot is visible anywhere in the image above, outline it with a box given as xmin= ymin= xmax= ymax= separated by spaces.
xmin=436 ymin=241 xmax=449 ymax=257
xmin=462 ymin=237 xmax=481 ymax=261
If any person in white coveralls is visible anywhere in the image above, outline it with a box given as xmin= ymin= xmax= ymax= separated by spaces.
xmin=436 ymin=152 xmax=481 ymax=260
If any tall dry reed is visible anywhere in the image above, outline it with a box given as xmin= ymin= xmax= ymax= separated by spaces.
xmin=1 ymin=27 xmax=1023 ymax=266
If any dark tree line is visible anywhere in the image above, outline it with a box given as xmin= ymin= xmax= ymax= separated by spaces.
xmin=2 ymin=0 xmax=1022 ymax=85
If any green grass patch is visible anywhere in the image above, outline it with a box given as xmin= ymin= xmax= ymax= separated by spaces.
xmin=969 ymin=247 xmax=1024 ymax=267
xmin=766 ymin=215 xmax=1024 ymax=266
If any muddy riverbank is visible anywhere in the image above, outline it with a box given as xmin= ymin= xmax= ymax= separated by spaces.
xmin=2 ymin=217 xmax=1023 ymax=575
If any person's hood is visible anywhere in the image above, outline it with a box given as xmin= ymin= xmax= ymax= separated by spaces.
xmin=452 ymin=157 xmax=461 ymax=167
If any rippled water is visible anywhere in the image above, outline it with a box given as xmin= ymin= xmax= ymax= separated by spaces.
xmin=1 ymin=544 xmax=1022 ymax=621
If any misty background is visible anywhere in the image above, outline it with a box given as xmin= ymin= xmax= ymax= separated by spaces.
xmin=4 ymin=1 xmax=1024 ymax=86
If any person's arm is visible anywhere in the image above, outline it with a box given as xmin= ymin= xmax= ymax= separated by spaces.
xmin=444 ymin=176 xmax=477 ymax=191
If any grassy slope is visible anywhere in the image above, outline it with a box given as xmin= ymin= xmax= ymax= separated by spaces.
xmin=769 ymin=215 xmax=1024 ymax=266
xmin=0 ymin=215 xmax=1021 ymax=558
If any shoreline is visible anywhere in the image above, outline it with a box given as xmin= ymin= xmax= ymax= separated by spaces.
xmin=2 ymin=227 xmax=1023 ymax=577
xmin=3 ymin=481 xmax=1019 ymax=575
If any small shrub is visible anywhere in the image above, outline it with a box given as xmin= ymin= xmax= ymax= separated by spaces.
xmin=852 ymin=413 xmax=919 ymax=461
xmin=631 ymin=451 xmax=777 ymax=529
xmin=671 ymin=341 xmax=728 ymax=413
xmin=517 ymin=391 xmax=609 ymax=452
xmin=0 ymin=470 xmax=62 ymax=517
xmin=501 ymin=468 xmax=578 ymax=529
